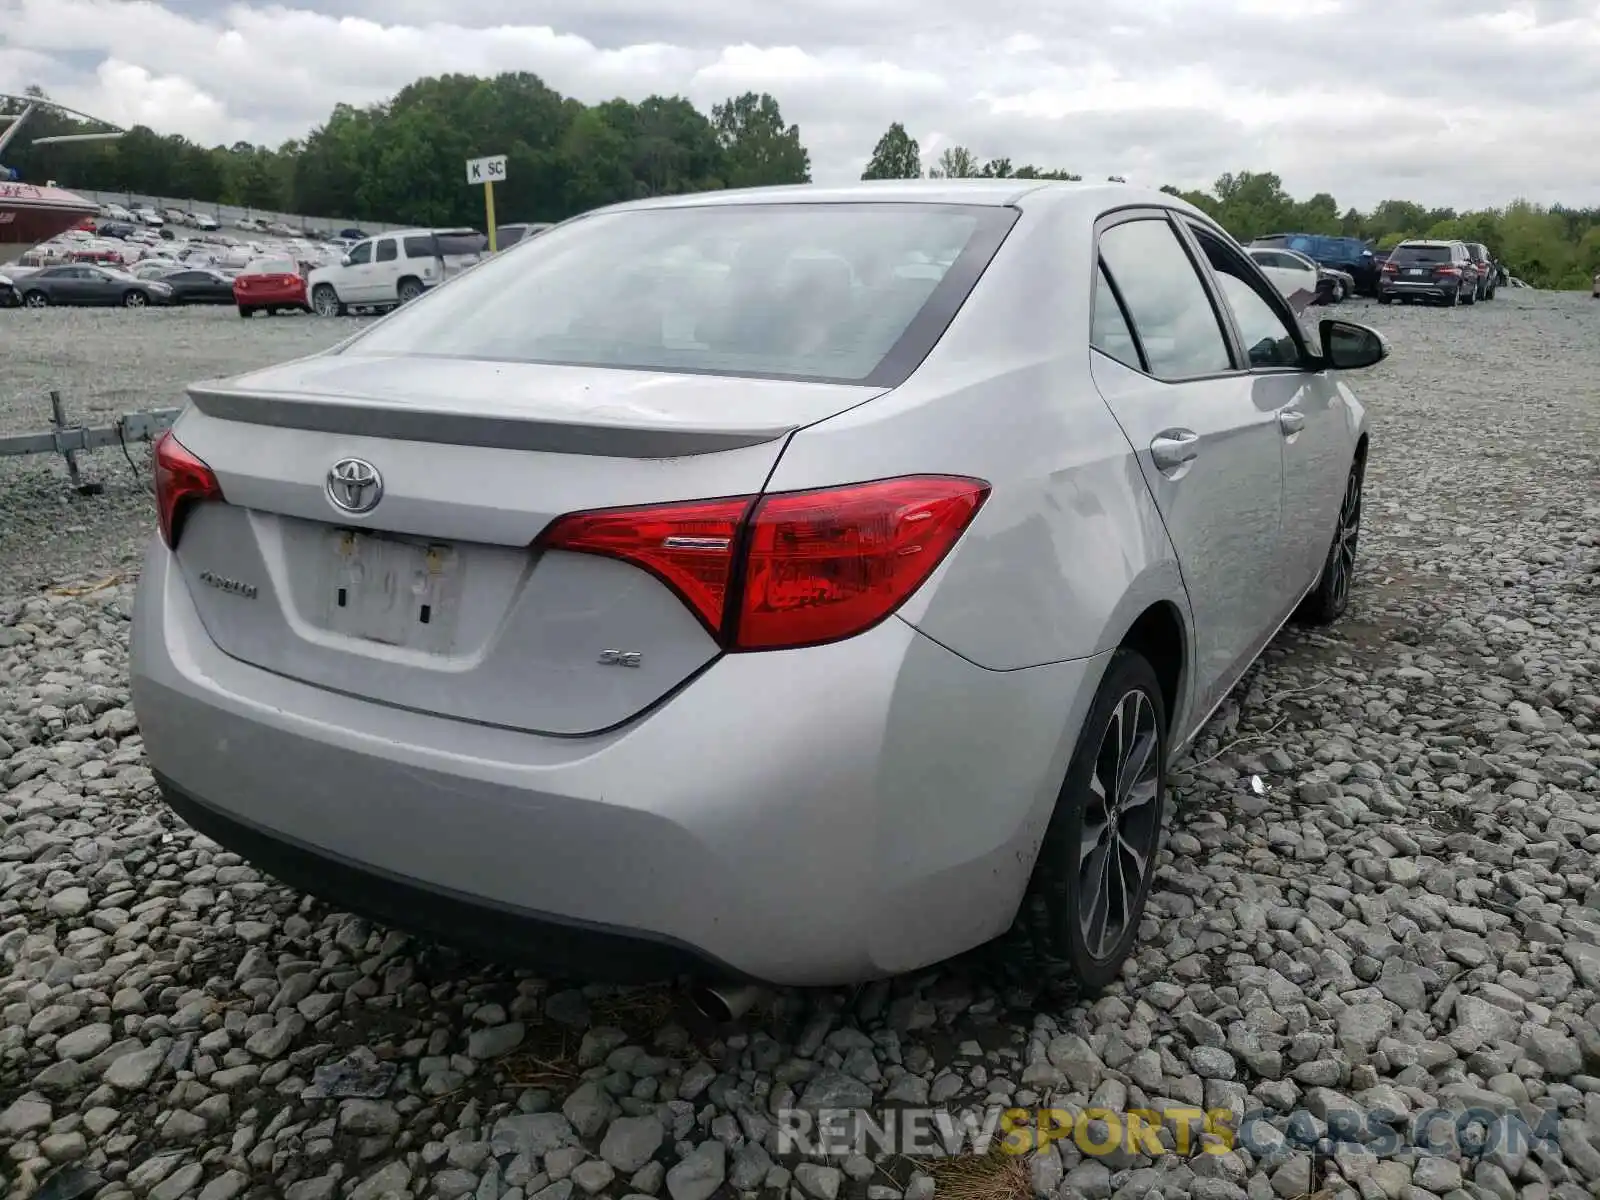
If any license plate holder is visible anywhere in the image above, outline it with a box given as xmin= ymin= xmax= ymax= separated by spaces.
xmin=323 ymin=529 xmax=462 ymax=651
xmin=1408 ymin=268 xmax=1425 ymax=276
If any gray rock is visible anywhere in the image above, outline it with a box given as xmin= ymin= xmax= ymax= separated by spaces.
xmin=468 ymin=1022 xmax=526 ymax=1060
xmin=0 ymin=1096 xmax=52 ymax=1136
xmin=666 ymin=1140 xmax=726 ymax=1200
xmin=601 ymin=1115 xmax=665 ymax=1173
xmin=794 ymin=1164 xmax=842 ymax=1200
xmin=54 ymin=1023 xmax=112 ymax=1061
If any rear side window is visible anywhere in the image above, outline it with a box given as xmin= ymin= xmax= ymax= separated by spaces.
xmin=435 ymin=232 xmax=488 ymax=256
xmin=1097 ymin=218 xmax=1231 ymax=381
xmin=403 ymin=236 xmax=436 ymax=258
xmin=1390 ymin=244 xmax=1452 ymax=265
xmin=1091 ymin=265 xmax=1143 ymax=372
xmin=342 ymin=203 xmax=1016 ymax=386
xmin=375 ymin=239 xmax=397 ymax=263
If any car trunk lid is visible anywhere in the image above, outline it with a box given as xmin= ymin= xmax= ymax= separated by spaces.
xmin=165 ymin=352 xmax=885 ymax=736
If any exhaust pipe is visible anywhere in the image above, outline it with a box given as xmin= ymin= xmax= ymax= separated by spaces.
xmin=688 ymin=982 xmax=767 ymax=1023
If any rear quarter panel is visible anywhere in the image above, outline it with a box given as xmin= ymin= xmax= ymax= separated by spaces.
xmin=763 ymin=196 xmax=1191 ymax=678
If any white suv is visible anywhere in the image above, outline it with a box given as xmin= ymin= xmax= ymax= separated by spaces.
xmin=307 ymin=228 xmax=488 ymax=317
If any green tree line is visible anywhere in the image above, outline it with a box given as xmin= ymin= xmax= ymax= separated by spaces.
xmin=4 ymin=80 xmax=1597 ymax=288
xmin=861 ymin=126 xmax=1599 ymax=290
xmin=0 ymin=77 xmax=810 ymax=228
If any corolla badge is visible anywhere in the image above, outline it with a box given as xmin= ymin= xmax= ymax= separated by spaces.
xmin=327 ymin=457 xmax=383 ymax=514
xmin=198 ymin=570 xmax=258 ymax=599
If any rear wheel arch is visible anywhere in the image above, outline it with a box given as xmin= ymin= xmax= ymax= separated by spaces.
xmin=1116 ymin=601 xmax=1187 ymax=736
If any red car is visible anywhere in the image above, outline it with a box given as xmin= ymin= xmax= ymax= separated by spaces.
xmin=233 ymin=257 xmax=309 ymax=317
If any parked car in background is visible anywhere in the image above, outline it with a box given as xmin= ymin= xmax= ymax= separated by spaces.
xmin=133 ymin=206 xmax=164 ymax=227
xmin=1245 ymin=245 xmax=1319 ymax=310
xmin=1250 ymin=233 xmax=1381 ymax=296
xmin=16 ymin=264 xmax=173 ymax=307
xmin=1464 ymin=243 xmax=1497 ymax=300
xmin=233 ymin=257 xmax=310 ymax=317
xmin=1379 ymin=240 xmax=1475 ymax=306
xmin=192 ymin=213 xmax=220 ymax=232
xmin=131 ymin=181 xmax=1385 ymax=991
xmin=163 ymin=208 xmax=189 ymax=226
xmin=308 ymin=227 xmax=488 ymax=316
xmin=97 ymin=220 xmax=136 ymax=240
xmin=163 ymin=268 xmax=239 ymax=306
xmin=495 ymin=222 xmax=555 ymax=248
xmin=133 ymin=259 xmax=182 ymax=280
xmin=103 ymin=203 xmax=134 ymax=223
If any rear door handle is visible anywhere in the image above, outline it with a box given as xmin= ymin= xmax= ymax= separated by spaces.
xmin=1150 ymin=429 xmax=1200 ymax=471
xmin=1278 ymin=410 xmax=1306 ymax=435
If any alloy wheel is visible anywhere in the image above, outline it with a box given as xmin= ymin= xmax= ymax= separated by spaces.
xmin=1076 ymin=688 xmax=1161 ymax=962
xmin=1330 ymin=466 xmax=1363 ymax=611
xmin=24 ymin=292 xmax=46 ymax=308
xmin=125 ymin=292 xmax=146 ymax=308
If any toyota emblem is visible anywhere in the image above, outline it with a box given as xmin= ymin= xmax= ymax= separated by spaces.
xmin=327 ymin=458 xmax=383 ymax=514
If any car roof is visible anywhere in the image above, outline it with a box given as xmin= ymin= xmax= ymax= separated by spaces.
xmin=582 ymin=178 xmax=1212 ymax=223
xmin=1397 ymin=239 xmax=1457 ymax=247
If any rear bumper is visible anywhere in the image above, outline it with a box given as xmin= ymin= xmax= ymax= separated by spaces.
xmin=235 ymin=288 xmax=306 ymax=306
xmin=1381 ymin=280 xmax=1457 ymax=299
xmin=130 ymin=540 xmax=1103 ymax=986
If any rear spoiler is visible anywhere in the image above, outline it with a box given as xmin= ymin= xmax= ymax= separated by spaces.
xmin=184 ymin=381 xmax=803 ymax=459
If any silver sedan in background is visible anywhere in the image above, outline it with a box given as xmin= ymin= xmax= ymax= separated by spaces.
xmin=130 ymin=180 xmax=1384 ymax=991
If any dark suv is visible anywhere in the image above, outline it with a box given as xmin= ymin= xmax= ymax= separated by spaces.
xmin=1379 ymin=240 xmax=1475 ymax=306
xmin=1464 ymin=243 xmax=1498 ymax=301
xmin=1250 ymin=232 xmax=1381 ymax=296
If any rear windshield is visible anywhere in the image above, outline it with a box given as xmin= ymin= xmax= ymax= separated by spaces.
xmin=343 ymin=203 xmax=1010 ymax=384
xmin=1390 ymin=244 xmax=1453 ymax=265
xmin=244 ymin=258 xmax=296 ymax=275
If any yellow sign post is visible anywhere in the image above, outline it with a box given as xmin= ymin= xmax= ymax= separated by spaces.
xmin=465 ymin=154 xmax=507 ymax=253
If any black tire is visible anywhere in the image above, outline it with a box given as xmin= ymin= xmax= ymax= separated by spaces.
xmin=238 ymin=305 xmax=253 ymax=318
xmin=1003 ymin=649 xmax=1169 ymax=994
xmin=1296 ymin=451 xmax=1365 ymax=626
xmin=23 ymin=291 xmax=48 ymax=308
xmin=123 ymin=290 xmax=147 ymax=308
xmin=1461 ymin=286 xmax=1476 ymax=306
xmin=397 ymin=277 xmax=423 ymax=303
xmin=1485 ymin=285 xmax=1496 ymax=301
xmin=1378 ymin=295 xmax=1393 ymax=305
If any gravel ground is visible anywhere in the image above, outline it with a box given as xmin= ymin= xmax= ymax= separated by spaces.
xmin=1 ymin=294 xmax=1598 ymax=1200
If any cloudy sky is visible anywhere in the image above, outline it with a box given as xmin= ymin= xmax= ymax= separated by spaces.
xmin=2 ymin=0 xmax=1597 ymax=212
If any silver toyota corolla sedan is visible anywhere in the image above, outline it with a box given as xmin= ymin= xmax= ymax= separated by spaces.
xmin=130 ymin=180 xmax=1384 ymax=991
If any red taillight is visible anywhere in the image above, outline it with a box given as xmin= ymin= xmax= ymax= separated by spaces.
xmin=1438 ymin=266 xmax=1460 ymax=276
xmin=1380 ymin=262 xmax=1396 ymax=273
xmin=538 ymin=475 xmax=990 ymax=652
xmin=538 ymin=495 xmax=752 ymax=636
xmin=153 ymin=430 xmax=222 ymax=549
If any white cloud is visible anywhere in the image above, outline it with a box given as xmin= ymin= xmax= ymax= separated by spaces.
xmin=1 ymin=0 xmax=1598 ymax=211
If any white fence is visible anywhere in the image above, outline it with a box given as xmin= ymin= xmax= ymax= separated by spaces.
xmin=69 ymin=188 xmax=410 ymax=236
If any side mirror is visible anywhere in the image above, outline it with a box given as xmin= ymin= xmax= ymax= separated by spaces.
xmin=1320 ymin=319 xmax=1388 ymax=370
xmin=340 ymin=255 xmax=352 ymax=267
xmin=1361 ymin=249 xmax=1373 ymax=257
